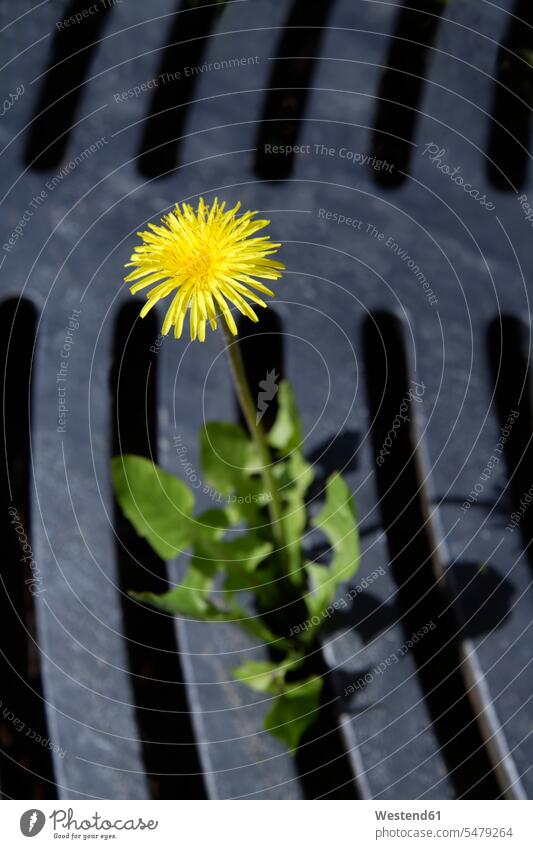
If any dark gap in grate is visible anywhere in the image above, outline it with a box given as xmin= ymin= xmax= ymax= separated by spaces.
xmin=235 ymin=311 xmax=358 ymax=799
xmin=255 ymin=0 xmax=335 ymax=180
xmin=292 ymin=656 xmax=359 ymax=799
xmin=24 ymin=0 xmax=112 ymax=170
xmin=487 ymin=0 xmax=533 ymax=191
xmin=138 ymin=0 xmax=224 ymax=179
xmin=236 ymin=310 xmax=284 ymax=432
xmin=0 ymin=298 xmax=57 ymax=799
xmin=363 ymin=311 xmax=500 ymax=799
xmin=370 ymin=0 xmax=444 ymax=187
xmin=489 ymin=315 xmax=533 ymax=561
xmin=111 ymin=302 xmax=206 ymax=800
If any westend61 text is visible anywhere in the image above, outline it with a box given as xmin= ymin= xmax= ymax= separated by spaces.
xmin=375 ymin=810 xmax=441 ymax=820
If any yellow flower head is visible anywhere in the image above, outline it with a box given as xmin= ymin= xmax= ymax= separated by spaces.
xmin=125 ymin=197 xmax=284 ymax=342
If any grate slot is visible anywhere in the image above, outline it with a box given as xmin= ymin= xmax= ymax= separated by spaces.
xmin=236 ymin=310 xmax=284 ymax=432
xmin=138 ymin=0 xmax=225 ymax=179
xmin=293 ymin=659 xmax=359 ymax=799
xmin=24 ymin=0 xmax=112 ymax=170
xmin=235 ymin=313 xmax=358 ymax=799
xmin=489 ymin=315 xmax=533 ymax=556
xmin=487 ymin=0 xmax=533 ymax=191
xmin=255 ymin=0 xmax=335 ymax=180
xmin=0 ymin=298 xmax=56 ymax=799
xmin=370 ymin=0 xmax=444 ymax=187
xmin=111 ymin=303 xmax=206 ymax=800
xmin=363 ymin=311 xmax=500 ymax=799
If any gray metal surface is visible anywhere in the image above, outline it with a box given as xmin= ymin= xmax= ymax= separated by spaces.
xmin=0 ymin=0 xmax=532 ymax=799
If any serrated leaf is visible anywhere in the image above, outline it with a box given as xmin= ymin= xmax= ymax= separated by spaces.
xmin=276 ymin=449 xmax=314 ymax=584
xmin=234 ymin=660 xmax=282 ymax=693
xmin=210 ymin=534 xmax=273 ymax=572
xmin=223 ymin=558 xmax=278 ymax=595
xmin=312 ymin=472 xmax=360 ymax=584
xmin=268 ymin=381 xmax=302 ymax=455
xmin=194 ymin=508 xmax=231 ymax=541
xmin=191 ymin=532 xmax=273 ymax=591
xmin=305 ymin=472 xmax=360 ymax=617
xmin=233 ymin=656 xmax=304 ymax=693
xmin=131 ymin=581 xmax=282 ymax=645
xmin=200 ymin=422 xmax=266 ymax=524
xmin=304 ymin=563 xmax=333 ymax=621
xmin=131 ymin=565 xmax=212 ymax=617
xmin=200 ymin=422 xmax=261 ymax=496
xmin=112 ymin=455 xmax=194 ymax=560
xmin=275 ymin=448 xmax=314 ymax=497
xmin=264 ymin=676 xmax=323 ymax=751
xmin=225 ymin=604 xmax=282 ymax=645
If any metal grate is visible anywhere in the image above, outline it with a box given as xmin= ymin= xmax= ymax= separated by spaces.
xmin=0 ymin=0 xmax=532 ymax=800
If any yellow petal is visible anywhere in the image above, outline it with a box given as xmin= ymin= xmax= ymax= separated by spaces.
xmin=123 ymin=198 xmax=283 ymax=342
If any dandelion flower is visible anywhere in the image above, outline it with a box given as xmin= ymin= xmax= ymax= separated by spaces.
xmin=125 ymin=197 xmax=284 ymax=342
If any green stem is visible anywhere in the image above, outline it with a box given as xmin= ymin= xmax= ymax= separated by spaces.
xmin=221 ymin=322 xmax=288 ymax=560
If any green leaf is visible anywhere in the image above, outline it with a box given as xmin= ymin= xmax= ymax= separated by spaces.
xmin=200 ymin=423 xmax=266 ymax=523
xmin=305 ymin=472 xmax=360 ymax=617
xmin=193 ymin=508 xmax=231 ymax=541
xmin=132 ymin=583 xmax=282 ymax=644
xmin=304 ymin=563 xmax=333 ymax=621
xmin=205 ymin=534 xmax=273 ymax=573
xmin=223 ymin=561 xmax=277 ymax=594
xmin=275 ymin=447 xmax=314 ymax=496
xmin=312 ymin=472 xmax=360 ymax=584
xmin=233 ymin=654 xmax=321 ymax=750
xmin=233 ymin=656 xmax=304 ymax=693
xmin=191 ymin=532 xmax=273 ymax=594
xmin=264 ymin=676 xmax=323 ymax=751
xmin=234 ymin=660 xmax=282 ymax=693
xmin=276 ymin=449 xmax=314 ymax=584
xmin=200 ymin=422 xmax=261 ymax=496
xmin=268 ymin=383 xmax=313 ymax=583
xmin=131 ymin=565 xmax=212 ymax=617
xmin=224 ymin=604 xmax=284 ymax=646
xmin=112 ymin=455 xmax=194 ymax=560
xmin=268 ymin=381 xmax=302 ymax=455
